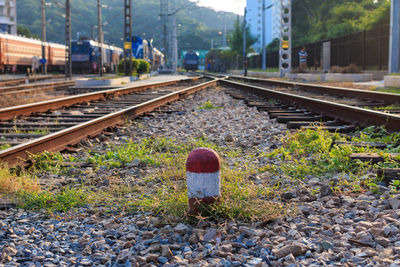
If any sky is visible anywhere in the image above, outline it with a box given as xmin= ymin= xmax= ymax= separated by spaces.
xmin=192 ymin=0 xmax=246 ymax=15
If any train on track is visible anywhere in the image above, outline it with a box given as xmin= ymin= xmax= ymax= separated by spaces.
xmin=0 ymin=33 xmax=65 ymax=73
xmin=0 ymin=33 xmax=165 ymax=74
xmin=183 ymin=51 xmax=199 ymax=71
xmin=131 ymin=36 xmax=164 ymax=71
xmin=71 ymin=38 xmax=123 ymax=73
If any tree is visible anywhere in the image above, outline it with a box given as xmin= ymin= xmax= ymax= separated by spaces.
xmin=228 ymin=19 xmax=257 ymax=55
xmin=292 ymin=0 xmax=390 ymax=45
xmin=17 ymin=25 xmax=40 ymax=39
xmin=267 ymin=38 xmax=280 ymax=53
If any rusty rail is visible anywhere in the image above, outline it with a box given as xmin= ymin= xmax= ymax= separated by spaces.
xmin=227 ymin=75 xmax=400 ymax=104
xmin=0 ymin=76 xmax=201 ymax=121
xmin=0 ymin=78 xmax=217 ymax=166
xmin=221 ymin=79 xmax=400 ymax=132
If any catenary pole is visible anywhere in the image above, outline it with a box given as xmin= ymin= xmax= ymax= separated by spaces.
xmin=389 ymin=0 xmax=400 ymax=73
xmin=41 ymin=0 xmax=47 ymax=75
xmin=262 ymin=0 xmax=266 ymax=71
xmin=97 ymin=0 xmax=103 ymax=76
xmin=65 ymin=0 xmax=72 ymax=79
xmin=243 ymin=7 xmax=247 ymax=77
xmin=124 ymin=0 xmax=133 ymax=76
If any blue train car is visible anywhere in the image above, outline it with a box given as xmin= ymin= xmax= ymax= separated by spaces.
xmin=183 ymin=51 xmax=199 ymax=71
xmin=131 ymin=36 xmax=150 ymax=61
xmin=72 ymin=39 xmax=123 ymax=73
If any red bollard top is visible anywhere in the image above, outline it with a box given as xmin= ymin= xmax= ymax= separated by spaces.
xmin=186 ymin=148 xmax=220 ymax=173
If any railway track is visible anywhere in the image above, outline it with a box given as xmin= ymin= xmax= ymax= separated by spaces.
xmin=1 ymin=73 xmax=400 ymax=168
xmin=209 ymin=74 xmax=400 ymax=184
xmin=0 ymin=76 xmax=217 ymax=166
xmin=0 ymin=74 xmax=65 ymax=87
xmin=0 ymin=80 xmax=76 ymax=108
xmin=208 ymin=74 xmax=400 ymax=132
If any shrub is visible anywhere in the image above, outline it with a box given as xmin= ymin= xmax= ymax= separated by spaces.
xmin=331 ymin=65 xmax=344 ymax=73
xmin=344 ymin=64 xmax=361 ymax=74
xmin=117 ymin=58 xmax=139 ymax=76
xmin=137 ymin=60 xmax=151 ymax=74
xmin=331 ymin=64 xmax=361 ymax=74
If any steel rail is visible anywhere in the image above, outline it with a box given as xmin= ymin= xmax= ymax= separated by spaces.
xmin=0 ymin=75 xmax=65 ymax=87
xmin=0 ymin=79 xmax=218 ymax=166
xmin=0 ymin=80 xmax=75 ymax=94
xmin=221 ymin=79 xmax=400 ymax=132
xmin=227 ymin=75 xmax=400 ymax=104
xmin=0 ymin=76 xmax=201 ymax=121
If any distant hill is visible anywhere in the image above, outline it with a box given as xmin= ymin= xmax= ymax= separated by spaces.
xmin=17 ymin=0 xmax=238 ymax=52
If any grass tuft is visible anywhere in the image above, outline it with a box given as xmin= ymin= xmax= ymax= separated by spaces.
xmin=197 ymin=100 xmax=223 ymax=110
xmin=0 ymin=164 xmax=40 ymax=196
xmin=16 ymin=187 xmax=90 ymax=212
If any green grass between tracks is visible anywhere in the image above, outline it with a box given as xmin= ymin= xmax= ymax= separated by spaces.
xmin=4 ymin=126 xmax=400 ymax=221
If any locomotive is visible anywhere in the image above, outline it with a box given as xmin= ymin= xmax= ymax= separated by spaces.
xmin=130 ymin=36 xmax=164 ymax=71
xmin=71 ymin=38 xmax=123 ymax=73
xmin=0 ymin=33 xmax=65 ymax=73
xmin=183 ymin=51 xmax=199 ymax=71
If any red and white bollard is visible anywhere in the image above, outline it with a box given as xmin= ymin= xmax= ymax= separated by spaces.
xmin=186 ymin=148 xmax=221 ymax=215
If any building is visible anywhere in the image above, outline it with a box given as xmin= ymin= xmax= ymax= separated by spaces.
xmin=246 ymin=0 xmax=280 ymax=53
xmin=0 ymin=0 xmax=16 ymax=34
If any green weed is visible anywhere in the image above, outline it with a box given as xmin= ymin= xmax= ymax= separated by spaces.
xmin=17 ymin=187 xmax=90 ymax=212
xmin=197 ymin=100 xmax=223 ymax=110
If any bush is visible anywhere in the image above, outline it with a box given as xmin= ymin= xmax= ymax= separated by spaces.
xmin=331 ymin=64 xmax=361 ymax=74
xmin=331 ymin=65 xmax=344 ymax=73
xmin=137 ymin=60 xmax=151 ymax=74
xmin=343 ymin=64 xmax=361 ymax=74
xmin=117 ymin=58 xmax=139 ymax=76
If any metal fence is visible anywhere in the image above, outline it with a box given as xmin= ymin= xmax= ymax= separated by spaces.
xmin=248 ymin=22 xmax=390 ymax=71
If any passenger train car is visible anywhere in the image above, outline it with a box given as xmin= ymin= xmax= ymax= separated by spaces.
xmin=0 ymin=33 xmax=65 ymax=72
xmin=71 ymin=39 xmax=123 ymax=73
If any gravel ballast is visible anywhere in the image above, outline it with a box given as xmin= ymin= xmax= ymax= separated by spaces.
xmin=1 ymin=86 xmax=400 ymax=266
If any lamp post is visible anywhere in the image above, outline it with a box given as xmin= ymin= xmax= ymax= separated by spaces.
xmin=262 ymin=1 xmax=274 ymax=71
xmin=243 ymin=7 xmax=247 ymax=76
xmin=389 ymin=0 xmax=400 ymax=73
xmin=41 ymin=0 xmax=47 ymax=75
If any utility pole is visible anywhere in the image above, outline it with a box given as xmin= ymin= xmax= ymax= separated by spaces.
xmin=262 ymin=0 xmax=266 ymax=71
xmin=124 ymin=0 xmax=132 ymax=76
xmin=160 ymin=0 xmax=169 ymax=68
xmin=65 ymin=0 xmax=72 ymax=79
xmin=262 ymin=1 xmax=274 ymax=72
xmin=41 ymin=0 xmax=47 ymax=75
xmin=171 ymin=0 xmax=177 ymax=73
xmin=389 ymin=0 xmax=400 ymax=73
xmin=243 ymin=7 xmax=247 ymax=77
xmin=97 ymin=0 xmax=103 ymax=76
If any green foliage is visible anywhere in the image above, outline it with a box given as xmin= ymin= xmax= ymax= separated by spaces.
xmin=0 ymin=144 xmax=11 ymax=151
xmin=17 ymin=25 xmax=39 ymax=39
xmin=228 ymin=19 xmax=257 ymax=55
xmin=197 ymin=100 xmax=223 ymax=110
xmin=292 ymin=0 xmax=390 ymax=45
xmin=266 ymin=38 xmax=280 ymax=53
xmin=265 ymin=126 xmax=400 ymax=180
xmin=117 ymin=58 xmax=139 ymax=76
xmin=17 ymin=187 xmax=89 ymax=212
xmin=122 ymin=137 xmax=285 ymax=222
xmin=28 ymin=151 xmax=65 ymax=172
xmin=137 ymin=60 xmax=151 ymax=74
xmin=86 ymin=137 xmax=218 ymax=169
xmin=17 ymin=0 xmax=237 ymax=52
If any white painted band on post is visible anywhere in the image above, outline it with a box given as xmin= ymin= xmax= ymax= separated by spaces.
xmin=187 ymin=171 xmax=220 ymax=199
